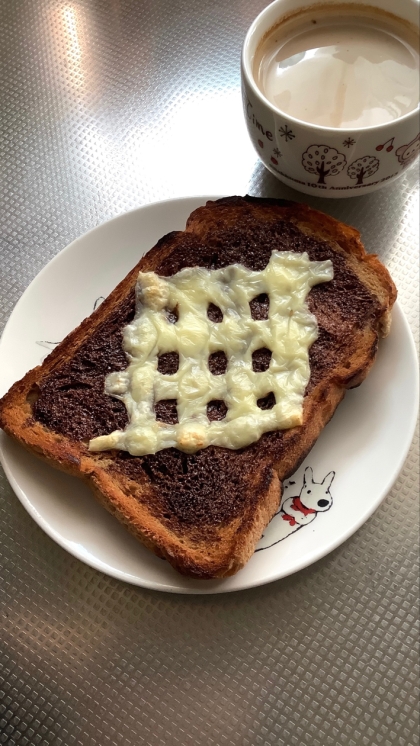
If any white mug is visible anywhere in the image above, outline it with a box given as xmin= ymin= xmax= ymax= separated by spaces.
xmin=241 ymin=0 xmax=420 ymax=198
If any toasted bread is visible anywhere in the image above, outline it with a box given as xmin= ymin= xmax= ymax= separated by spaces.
xmin=0 ymin=197 xmax=396 ymax=578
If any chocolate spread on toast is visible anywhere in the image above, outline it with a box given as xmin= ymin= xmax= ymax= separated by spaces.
xmin=32 ymin=210 xmax=381 ymax=529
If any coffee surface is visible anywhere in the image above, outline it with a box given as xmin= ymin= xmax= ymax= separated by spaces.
xmin=254 ymin=7 xmax=419 ymax=128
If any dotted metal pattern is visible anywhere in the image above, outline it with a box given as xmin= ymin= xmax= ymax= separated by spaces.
xmin=0 ymin=1 xmax=418 ymax=745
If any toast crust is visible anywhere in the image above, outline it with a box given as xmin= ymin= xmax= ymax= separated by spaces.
xmin=0 ymin=197 xmax=397 ymax=578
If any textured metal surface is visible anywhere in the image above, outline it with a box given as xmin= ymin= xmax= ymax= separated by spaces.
xmin=0 ymin=1 xmax=418 ymax=744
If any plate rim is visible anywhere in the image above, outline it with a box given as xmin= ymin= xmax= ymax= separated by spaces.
xmin=0 ymin=195 xmax=418 ymax=594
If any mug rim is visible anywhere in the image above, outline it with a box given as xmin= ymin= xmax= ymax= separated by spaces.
xmin=242 ymin=0 xmax=420 ymax=135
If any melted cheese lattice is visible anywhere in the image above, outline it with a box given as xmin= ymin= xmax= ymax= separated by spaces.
xmin=89 ymin=251 xmax=333 ymax=456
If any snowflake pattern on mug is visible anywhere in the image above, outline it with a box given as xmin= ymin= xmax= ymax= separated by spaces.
xmin=278 ymin=124 xmax=295 ymax=141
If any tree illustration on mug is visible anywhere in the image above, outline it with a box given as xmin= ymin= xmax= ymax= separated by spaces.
xmin=347 ymin=155 xmax=380 ymax=184
xmin=301 ymin=145 xmax=347 ymax=184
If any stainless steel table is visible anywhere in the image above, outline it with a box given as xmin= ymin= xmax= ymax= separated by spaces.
xmin=1 ymin=2 xmax=418 ymax=744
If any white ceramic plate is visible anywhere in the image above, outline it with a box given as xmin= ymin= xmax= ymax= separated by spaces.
xmin=0 ymin=196 xmax=418 ymax=594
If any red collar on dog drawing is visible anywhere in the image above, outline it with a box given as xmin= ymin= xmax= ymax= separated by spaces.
xmin=282 ymin=513 xmax=297 ymax=526
xmin=291 ymin=496 xmax=316 ymax=516
xmin=281 ymin=496 xmax=316 ymax=527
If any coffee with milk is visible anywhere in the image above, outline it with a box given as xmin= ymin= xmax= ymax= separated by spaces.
xmin=253 ymin=4 xmax=419 ymax=129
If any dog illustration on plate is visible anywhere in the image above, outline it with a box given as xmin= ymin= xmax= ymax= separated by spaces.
xmin=256 ymin=467 xmax=335 ymax=551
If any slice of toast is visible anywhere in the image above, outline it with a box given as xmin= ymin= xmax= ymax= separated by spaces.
xmin=0 ymin=197 xmax=396 ymax=578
